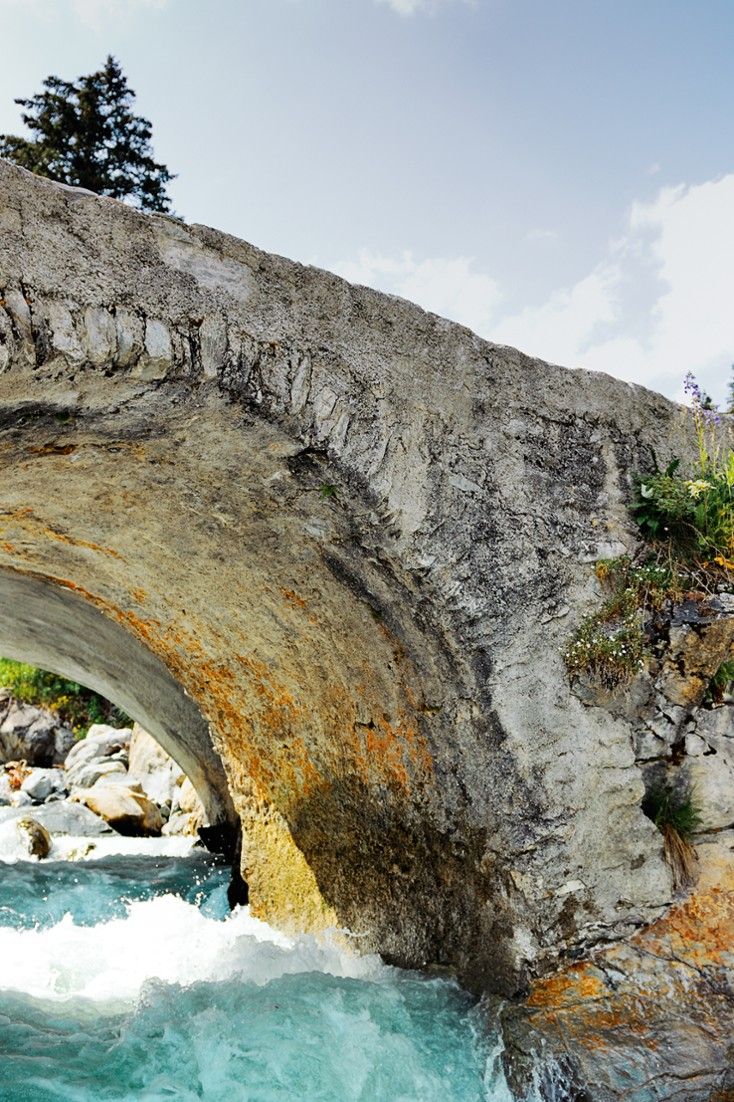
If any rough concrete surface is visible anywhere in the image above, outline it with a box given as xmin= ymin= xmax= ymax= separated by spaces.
xmin=0 ymin=158 xmax=731 ymax=1050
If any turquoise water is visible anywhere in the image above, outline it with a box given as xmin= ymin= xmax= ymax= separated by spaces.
xmin=0 ymin=847 xmax=511 ymax=1101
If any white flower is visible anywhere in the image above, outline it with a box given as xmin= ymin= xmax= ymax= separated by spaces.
xmin=686 ymin=479 xmax=712 ymax=498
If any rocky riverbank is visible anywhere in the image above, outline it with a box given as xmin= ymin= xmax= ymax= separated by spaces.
xmin=0 ymin=697 xmax=205 ymax=859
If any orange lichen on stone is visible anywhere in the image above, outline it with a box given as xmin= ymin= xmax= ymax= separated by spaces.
xmin=0 ymin=509 xmax=123 ymax=559
xmin=27 ymin=443 xmax=77 ymax=456
xmin=345 ymin=712 xmax=433 ymax=798
xmin=526 ymin=964 xmax=606 ymax=1009
xmin=516 ymin=839 xmax=734 ymax=1082
xmin=280 ymin=586 xmax=308 ymax=610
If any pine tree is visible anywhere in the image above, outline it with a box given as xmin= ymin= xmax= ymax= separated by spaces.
xmin=0 ymin=56 xmax=174 ymax=213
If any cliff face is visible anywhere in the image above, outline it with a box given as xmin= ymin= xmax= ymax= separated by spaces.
xmin=502 ymin=593 xmax=734 ymax=1100
xmin=0 ymin=160 xmax=730 ymax=1030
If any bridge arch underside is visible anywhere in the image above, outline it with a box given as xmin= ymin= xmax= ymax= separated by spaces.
xmin=0 ymin=378 xmax=505 ymax=989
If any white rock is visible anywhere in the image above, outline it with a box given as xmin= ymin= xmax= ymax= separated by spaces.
xmin=76 ymin=783 xmax=163 ymax=836
xmin=20 ymin=767 xmax=67 ymax=802
xmin=67 ymin=758 xmax=127 ymax=790
xmin=128 ymin=723 xmax=183 ymax=806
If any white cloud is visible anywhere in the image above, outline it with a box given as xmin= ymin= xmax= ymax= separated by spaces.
xmin=375 ymin=0 xmax=473 ymax=16
xmin=524 ymin=228 xmax=560 ymax=244
xmin=0 ymin=0 xmax=169 ymax=29
xmin=332 ymin=175 xmax=734 ymax=403
xmin=496 ymin=176 xmax=734 ymax=400
xmin=333 ymin=250 xmax=501 ymax=335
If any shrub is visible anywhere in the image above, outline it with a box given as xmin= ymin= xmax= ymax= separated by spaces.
xmin=0 ymin=658 xmax=130 ymax=737
xmin=642 ymin=783 xmax=701 ymax=839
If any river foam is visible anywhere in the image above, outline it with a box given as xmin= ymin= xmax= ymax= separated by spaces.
xmin=0 ymin=848 xmax=512 ymax=1100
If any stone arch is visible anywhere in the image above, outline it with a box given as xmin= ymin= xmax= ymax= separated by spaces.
xmin=0 ymin=160 xmax=692 ymax=995
xmin=0 ymin=567 xmax=235 ymax=827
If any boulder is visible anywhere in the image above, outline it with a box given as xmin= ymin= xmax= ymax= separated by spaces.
xmin=64 ymin=723 xmax=131 ymax=772
xmin=20 ymin=767 xmax=67 ymax=802
xmin=64 ymin=724 xmax=131 ymax=789
xmin=33 ymin=798 xmax=112 ymax=836
xmin=0 ymin=799 xmax=113 ymax=835
xmin=128 ymin=722 xmax=182 ymax=806
xmin=0 ymin=698 xmax=74 ymax=766
xmin=162 ymin=776 xmax=205 ymax=836
xmin=66 ymin=757 xmax=127 ymax=790
xmin=74 ymin=782 xmax=163 ymax=836
xmin=15 ymin=816 xmax=51 ymax=858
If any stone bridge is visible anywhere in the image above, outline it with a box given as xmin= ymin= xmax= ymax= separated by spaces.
xmin=0 ymin=159 xmax=689 ymax=997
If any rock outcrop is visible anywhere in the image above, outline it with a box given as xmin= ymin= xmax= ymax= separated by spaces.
xmin=501 ymin=835 xmax=734 ymax=1101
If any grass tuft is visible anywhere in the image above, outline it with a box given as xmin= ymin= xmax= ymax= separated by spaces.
xmin=642 ymin=783 xmax=701 ymax=890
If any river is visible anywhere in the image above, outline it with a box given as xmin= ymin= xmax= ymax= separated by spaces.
xmin=0 ymin=838 xmax=515 ymax=1100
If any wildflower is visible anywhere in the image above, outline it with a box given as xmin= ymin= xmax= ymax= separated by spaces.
xmin=686 ymin=479 xmax=712 ymax=498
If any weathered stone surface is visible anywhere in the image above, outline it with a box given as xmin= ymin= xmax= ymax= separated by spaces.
xmin=15 ymin=816 xmax=51 ymax=858
xmin=75 ymin=782 xmax=163 ymax=836
xmin=1 ymin=159 xmax=733 ymax=1007
xmin=501 ymin=836 xmax=734 ymax=1101
xmin=162 ymin=776 xmax=205 ymax=836
xmin=20 ymin=766 xmax=67 ymax=802
xmin=0 ymin=696 xmax=74 ymax=766
xmin=33 ymin=798 xmax=112 ymax=836
xmin=64 ymin=723 xmax=130 ymax=789
xmin=0 ymin=798 xmax=113 ymax=835
xmin=128 ymin=721 xmax=183 ymax=807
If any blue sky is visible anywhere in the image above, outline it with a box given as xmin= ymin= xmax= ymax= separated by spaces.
xmin=1 ymin=0 xmax=732 ymax=402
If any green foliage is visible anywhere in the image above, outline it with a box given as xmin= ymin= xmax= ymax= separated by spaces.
xmin=642 ymin=783 xmax=701 ymax=841
xmin=563 ymin=557 xmax=679 ymax=687
xmin=631 ymin=373 xmax=734 ymax=577
xmin=706 ymin=657 xmax=734 ymax=705
xmin=319 ymin=483 xmax=337 ymax=499
xmin=0 ymin=658 xmax=130 ymax=737
xmin=0 ymin=56 xmax=174 ymax=212
xmin=633 ymin=460 xmax=734 ymax=571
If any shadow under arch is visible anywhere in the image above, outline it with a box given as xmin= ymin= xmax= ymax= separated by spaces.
xmin=0 ymin=567 xmax=237 ymax=830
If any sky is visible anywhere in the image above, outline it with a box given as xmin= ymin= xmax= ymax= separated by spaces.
xmin=0 ymin=0 xmax=732 ymax=403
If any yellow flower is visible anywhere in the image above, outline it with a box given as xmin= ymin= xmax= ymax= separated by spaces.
xmin=686 ymin=479 xmax=712 ymax=498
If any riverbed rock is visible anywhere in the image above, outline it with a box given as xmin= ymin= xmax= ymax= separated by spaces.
xmin=67 ymin=757 xmax=127 ymax=790
xmin=0 ymin=697 xmax=74 ymax=766
xmin=64 ymin=724 xmax=131 ymax=789
xmin=15 ymin=816 xmax=52 ymax=859
xmin=0 ymin=772 xmax=11 ymax=805
xmin=162 ymin=776 xmax=206 ymax=837
xmin=33 ymin=799 xmax=113 ymax=836
xmin=128 ymin=722 xmax=182 ymax=806
xmin=20 ymin=767 xmax=67 ymax=802
xmin=0 ymin=799 xmax=113 ymax=835
xmin=74 ymin=782 xmax=163 ymax=836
